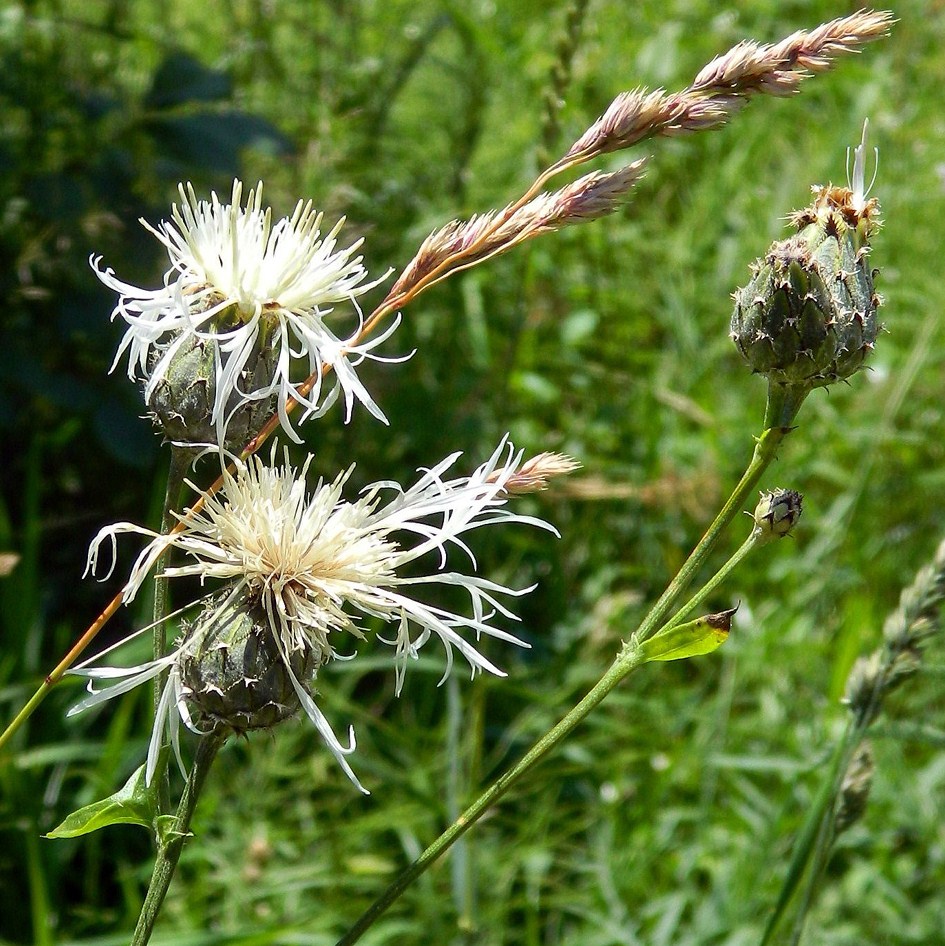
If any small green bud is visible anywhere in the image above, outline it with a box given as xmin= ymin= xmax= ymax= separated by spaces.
xmin=148 ymin=312 xmax=278 ymax=450
xmin=753 ymin=488 xmax=803 ymax=541
xmin=731 ymin=182 xmax=881 ymax=388
xmin=180 ymin=589 xmax=320 ymax=734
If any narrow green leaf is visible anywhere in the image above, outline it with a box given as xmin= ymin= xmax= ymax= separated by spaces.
xmin=640 ymin=607 xmax=736 ymax=662
xmin=45 ymin=764 xmax=157 ymax=839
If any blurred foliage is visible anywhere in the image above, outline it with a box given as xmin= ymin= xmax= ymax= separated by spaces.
xmin=2 ymin=0 xmax=945 ymax=944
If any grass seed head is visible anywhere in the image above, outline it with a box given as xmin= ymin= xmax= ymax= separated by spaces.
xmin=836 ymin=741 xmax=875 ymax=834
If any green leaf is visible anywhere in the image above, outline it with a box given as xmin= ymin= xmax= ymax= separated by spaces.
xmin=639 ymin=607 xmax=736 ymax=662
xmin=45 ymin=764 xmax=157 ymax=839
xmin=143 ymin=112 xmax=292 ymax=174
xmin=145 ymin=52 xmax=231 ymax=109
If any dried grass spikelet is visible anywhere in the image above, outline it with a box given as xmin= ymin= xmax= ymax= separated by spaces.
xmin=566 ymin=10 xmax=894 ymax=161
xmin=388 ymin=11 xmax=892 ymax=311
xmin=390 ymin=162 xmax=646 ymax=298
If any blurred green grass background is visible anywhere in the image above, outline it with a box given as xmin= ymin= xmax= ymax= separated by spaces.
xmin=2 ymin=0 xmax=945 ymax=943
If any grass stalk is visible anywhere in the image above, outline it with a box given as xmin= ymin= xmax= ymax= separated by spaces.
xmin=761 ymin=537 xmax=945 ymax=945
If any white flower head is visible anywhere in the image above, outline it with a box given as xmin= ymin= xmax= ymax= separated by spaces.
xmin=73 ymin=439 xmax=559 ymax=793
xmin=91 ymin=180 xmax=398 ymax=444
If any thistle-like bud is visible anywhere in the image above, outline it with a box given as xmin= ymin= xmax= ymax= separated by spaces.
xmin=180 ymin=589 xmax=320 ymax=734
xmin=731 ymin=125 xmax=881 ymax=388
xmin=147 ymin=316 xmax=279 ymax=450
xmin=753 ymin=487 xmax=803 ymax=540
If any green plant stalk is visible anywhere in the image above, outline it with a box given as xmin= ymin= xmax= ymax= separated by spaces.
xmin=788 ymin=805 xmax=841 ymax=946
xmin=27 ymin=826 xmax=52 ymax=946
xmin=764 ymin=664 xmax=890 ymax=946
xmin=335 ymin=648 xmax=647 ymax=946
xmin=663 ymin=526 xmax=765 ymax=631
xmin=337 ymin=504 xmax=780 ymax=945
xmin=152 ymin=448 xmax=189 ymax=815
xmin=635 ymin=380 xmax=808 ymax=644
xmin=130 ymin=730 xmax=225 ymax=946
xmin=759 ymin=732 xmax=850 ymax=946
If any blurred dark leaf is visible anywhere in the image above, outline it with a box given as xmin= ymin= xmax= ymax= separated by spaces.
xmin=144 ymin=112 xmax=292 ymax=174
xmin=145 ymin=52 xmax=232 ymax=110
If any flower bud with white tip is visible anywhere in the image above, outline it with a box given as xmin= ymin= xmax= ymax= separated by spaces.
xmin=731 ymin=122 xmax=881 ymax=389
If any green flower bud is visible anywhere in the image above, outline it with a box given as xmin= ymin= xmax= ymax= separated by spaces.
xmin=147 ymin=312 xmax=278 ymax=450
xmin=180 ymin=589 xmax=320 ymax=734
xmin=731 ymin=182 xmax=881 ymax=388
xmin=753 ymin=488 xmax=803 ymax=540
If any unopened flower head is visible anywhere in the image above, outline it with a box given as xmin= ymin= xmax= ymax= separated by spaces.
xmin=72 ymin=439 xmax=559 ymax=792
xmin=752 ymin=487 xmax=803 ymax=541
xmin=731 ymin=122 xmax=881 ymax=389
xmin=91 ymin=180 xmax=397 ymax=445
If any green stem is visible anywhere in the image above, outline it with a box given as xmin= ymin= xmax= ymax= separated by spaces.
xmin=130 ymin=730 xmax=225 ymax=946
xmin=788 ymin=811 xmax=837 ymax=946
xmin=764 ymin=677 xmax=886 ymax=945
xmin=635 ymin=382 xmax=808 ymax=644
xmin=666 ymin=527 xmax=764 ymax=630
xmin=759 ymin=730 xmax=851 ymax=946
xmin=761 ymin=591 xmax=912 ymax=946
xmin=336 ymin=647 xmax=648 ymax=946
xmin=337 ymin=385 xmax=809 ymax=945
xmin=153 ymin=448 xmax=189 ymax=814
xmin=153 ymin=448 xmax=189 ymax=690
